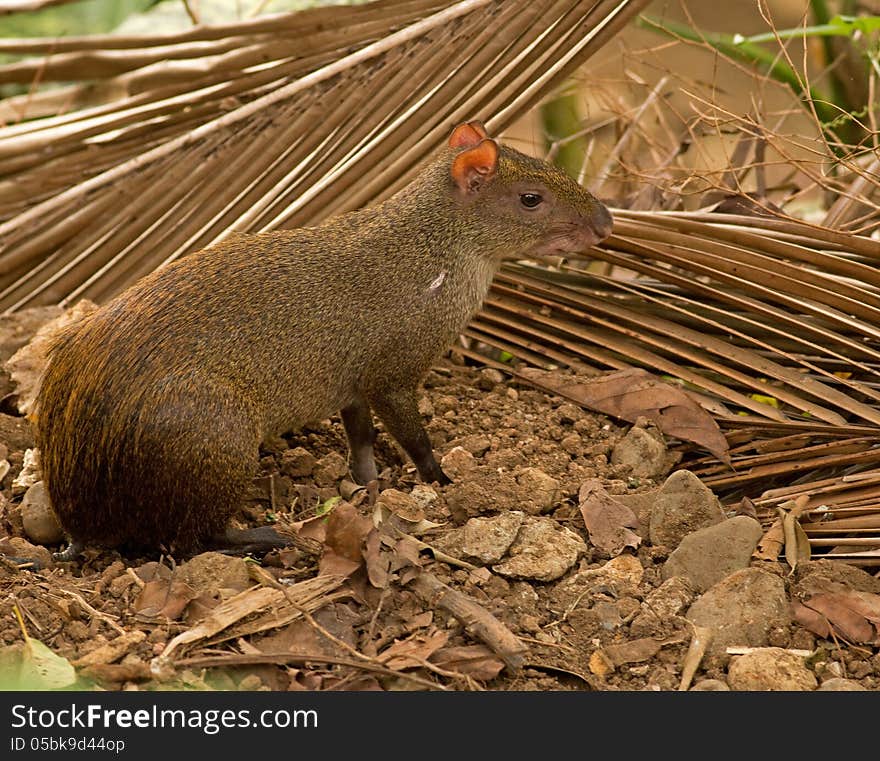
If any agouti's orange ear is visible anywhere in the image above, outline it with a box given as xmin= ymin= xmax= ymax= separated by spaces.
xmin=451 ymin=138 xmax=498 ymax=194
xmin=449 ymin=121 xmax=489 ymax=149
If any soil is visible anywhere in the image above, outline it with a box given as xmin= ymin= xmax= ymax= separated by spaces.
xmin=0 ymin=325 xmax=878 ymax=692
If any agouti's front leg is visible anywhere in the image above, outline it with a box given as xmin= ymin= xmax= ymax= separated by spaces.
xmin=369 ymin=387 xmax=451 ymax=485
xmin=341 ymin=396 xmax=379 ymax=484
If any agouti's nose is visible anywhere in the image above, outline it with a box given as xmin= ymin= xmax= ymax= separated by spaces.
xmin=592 ymin=204 xmax=614 ymax=241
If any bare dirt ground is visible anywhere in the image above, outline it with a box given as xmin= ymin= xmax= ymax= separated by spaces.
xmin=0 ymin=312 xmax=878 ymax=692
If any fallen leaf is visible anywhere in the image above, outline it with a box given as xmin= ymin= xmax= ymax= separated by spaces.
xmin=22 ymin=640 xmax=78 ymax=690
xmin=603 ymin=637 xmax=663 ymax=666
xmin=379 ymin=630 xmax=449 ymax=670
xmin=320 ymin=500 xmax=374 ymax=578
xmin=754 ymin=519 xmax=784 ymax=561
xmin=588 ymin=649 xmax=614 ymax=677
xmin=520 ymin=367 xmax=730 ymax=464
xmin=794 ymin=591 xmax=880 ymax=644
xmin=134 ymin=579 xmax=197 ymax=621
xmin=578 ymin=479 xmax=641 ymax=556
xmin=430 ymin=645 xmax=505 ymax=680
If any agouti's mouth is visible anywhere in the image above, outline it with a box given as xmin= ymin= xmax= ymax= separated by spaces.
xmin=528 ymin=222 xmax=613 ymax=258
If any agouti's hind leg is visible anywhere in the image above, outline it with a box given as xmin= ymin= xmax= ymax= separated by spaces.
xmin=341 ymin=396 xmax=379 ymax=484
xmin=369 ymin=387 xmax=450 ymax=485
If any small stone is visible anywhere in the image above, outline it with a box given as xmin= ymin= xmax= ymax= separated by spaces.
xmin=493 ymin=516 xmax=586 ymax=582
xmin=648 ymin=470 xmax=725 ymax=550
xmin=440 ymin=447 xmax=477 ymax=481
xmin=433 ymin=512 xmax=524 ymax=564
xmin=560 ymin=433 xmax=582 ymax=456
xmin=376 ymin=488 xmax=424 ymax=522
xmin=514 ymin=468 xmax=561 ymax=515
xmin=690 ymin=679 xmax=730 ymax=691
xmin=0 ymin=537 xmax=53 ymax=569
xmin=11 ymin=448 xmax=40 ymax=496
xmin=180 ymin=552 xmax=251 ymax=597
xmin=727 ymin=648 xmax=818 ymax=691
xmin=418 ymin=396 xmax=435 ymax=417
xmin=410 ymin=485 xmax=438 ymax=511
xmin=480 ymin=368 xmax=505 ymax=385
xmin=611 ymin=427 xmax=668 ymax=479
xmin=818 ymin=678 xmax=867 ymax=691
xmin=20 ymin=481 xmax=64 ymax=545
xmin=280 ymin=447 xmax=316 ymax=478
xmin=630 ymin=576 xmax=695 ymax=637
xmin=662 ymin=516 xmax=763 ymax=592
xmin=686 ymin=568 xmax=790 ymax=656
xmin=313 ymin=452 xmax=348 ymax=486
xmin=452 ymin=435 xmax=492 ymax=457
xmin=506 ymin=388 xmax=519 ymax=401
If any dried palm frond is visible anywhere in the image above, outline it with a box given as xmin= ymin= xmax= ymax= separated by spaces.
xmin=0 ymin=0 xmax=651 ymax=309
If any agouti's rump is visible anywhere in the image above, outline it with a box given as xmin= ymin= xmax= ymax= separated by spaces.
xmin=36 ymin=121 xmax=613 ymax=555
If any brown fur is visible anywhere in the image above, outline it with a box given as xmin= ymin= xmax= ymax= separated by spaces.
xmin=36 ymin=129 xmax=612 ymax=553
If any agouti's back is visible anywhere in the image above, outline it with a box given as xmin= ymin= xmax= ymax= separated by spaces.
xmin=36 ymin=121 xmax=613 ymax=554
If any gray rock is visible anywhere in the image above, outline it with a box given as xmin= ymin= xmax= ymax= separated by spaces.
xmin=686 ymin=568 xmax=790 ymax=656
xmin=727 ymin=648 xmax=818 ymax=691
xmin=818 ymin=678 xmax=868 ymax=691
xmin=493 ymin=517 xmax=586 ymax=582
xmin=662 ymin=515 xmax=763 ymax=592
xmin=553 ymin=555 xmax=645 ymax=608
xmin=434 ymin=511 xmax=525 ymax=565
xmin=690 ymin=679 xmax=730 ymax=691
xmin=20 ymin=481 xmax=64 ymax=545
xmin=649 ymin=469 xmax=725 ymax=549
xmin=793 ymin=559 xmax=880 ymax=597
xmin=611 ymin=426 xmax=668 ymax=479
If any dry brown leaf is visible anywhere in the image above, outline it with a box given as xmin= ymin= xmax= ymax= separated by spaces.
xmin=520 ymin=367 xmax=730 ymax=464
xmin=319 ymin=500 xmax=373 ymax=578
xmin=754 ymin=519 xmax=784 ymax=561
xmin=379 ymin=630 xmax=449 ymax=670
xmin=364 ymin=528 xmax=388 ymax=589
xmin=133 ymin=579 xmax=196 ymax=621
xmin=795 ymin=591 xmax=880 ymax=644
xmin=603 ymin=638 xmax=663 ymax=666
xmin=578 ymin=479 xmax=641 ymax=556
xmin=430 ymin=644 xmax=505 ymax=680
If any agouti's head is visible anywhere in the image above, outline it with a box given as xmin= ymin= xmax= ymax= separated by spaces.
xmin=447 ymin=121 xmax=613 ymax=258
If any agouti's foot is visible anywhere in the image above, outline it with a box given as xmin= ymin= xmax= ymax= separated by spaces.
xmin=53 ymin=541 xmax=84 ymax=562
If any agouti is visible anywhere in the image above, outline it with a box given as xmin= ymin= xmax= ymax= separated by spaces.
xmin=36 ymin=121 xmax=612 ymax=556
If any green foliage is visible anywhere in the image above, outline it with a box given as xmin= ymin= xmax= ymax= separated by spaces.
xmin=0 ymin=0 xmax=159 ymax=38
xmin=638 ymin=3 xmax=880 ymax=149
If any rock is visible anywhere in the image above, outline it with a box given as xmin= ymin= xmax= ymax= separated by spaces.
xmin=434 ymin=512 xmax=524 ymax=565
xmin=0 ymin=414 xmax=35 ymax=454
xmin=20 ymin=481 xmax=64 ymax=545
xmin=514 ymin=468 xmax=561 ymax=515
xmin=376 ymin=488 xmax=423 ymax=522
xmin=11 ymin=447 xmax=40 ymax=496
xmin=727 ymin=648 xmax=818 ymax=691
xmin=662 ymin=516 xmax=763 ymax=592
xmin=690 ymin=679 xmax=730 ymax=691
xmin=493 ymin=517 xmax=586 ymax=582
xmin=280 ymin=447 xmax=316 ymax=478
xmin=440 ymin=447 xmax=477 ymax=481
xmin=560 ymin=433 xmax=582 ymax=456
xmin=451 ymin=434 xmax=493 ymax=457
xmin=686 ymin=568 xmax=790 ymax=656
xmin=611 ymin=427 xmax=668 ymax=479
xmin=792 ymin=559 xmax=880 ymax=597
xmin=0 ymin=537 xmax=53 ymax=570
xmin=553 ymin=555 xmax=645 ymax=608
xmin=648 ymin=470 xmax=725 ymax=549
xmin=410 ymin=485 xmax=438 ymax=511
xmin=180 ymin=552 xmax=251 ymax=597
xmin=313 ymin=452 xmax=348 ymax=486
xmin=818 ymin=678 xmax=867 ymax=691
xmin=630 ymin=575 xmax=695 ymax=637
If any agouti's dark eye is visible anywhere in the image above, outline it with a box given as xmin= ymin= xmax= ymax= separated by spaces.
xmin=520 ymin=193 xmax=543 ymax=208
